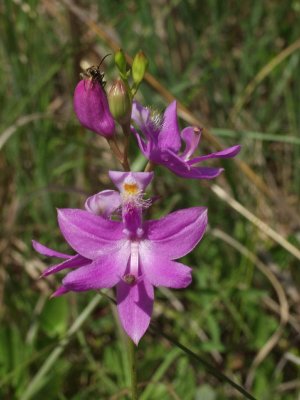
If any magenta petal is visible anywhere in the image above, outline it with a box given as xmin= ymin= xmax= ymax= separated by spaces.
xmin=158 ymin=101 xmax=181 ymax=153
xmin=51 ymin=286 xmax=69 ymax=297
xmin=144 ymin=207 xmax=208 ymax=259
xmin=85 ymin=190 xmax=121 ymax=218
xmin=74 ymin=80 xmax=115 ymax=137
xmin=131 ymin=102 xmax=152 ymax=137
xmin=158 ymin=149 xmax=223 ymax=179
xmin=109 ymin=171 xmax=154 ymax=192
xmin=32 ymin=240 xmax=70 ymax=259
xmin=188 ymin=145 xmax=241 ymax=164
xmin=140 ymin=253 xmax=192 ymax=288
xmin=117 ymin=279 xmax=154 ymax=345
xmin=42 ymin=254 xmax=90 ymax=277
xmin=57 ymin=209 xmax=124 ymax=259
xmin=132 ymin=126 xmax=151 ymax=158
xmin=179 ymin=166 xmax=223 ymax=179
xmin=63 ymin=243 xmax=130 ymax=291
xmin=181 ymin=126 xmax=202 ymax=160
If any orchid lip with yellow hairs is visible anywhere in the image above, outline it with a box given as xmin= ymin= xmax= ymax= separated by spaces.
xmin=33 ymin=171 xmax=208 ymax=344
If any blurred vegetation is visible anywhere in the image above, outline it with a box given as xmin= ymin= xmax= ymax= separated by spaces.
xmin=1 ymin=0 xmax=300 ymax=399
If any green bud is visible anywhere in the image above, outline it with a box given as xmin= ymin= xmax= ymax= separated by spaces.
xmin=108 ymin=79 xmax=131 ymax=124
xmin=114 ymin=49 xmax=127 ymax=75
xmin=132 ymin=51 xmax=148 ymax=85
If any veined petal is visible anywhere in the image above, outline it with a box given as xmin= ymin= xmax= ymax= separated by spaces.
xmin=57 ymin=209 xmax=124 ymax=260
xmin=117 ymin=278 xmax=154 ymax=345
xmin=131 ymin=102 xmax=150 ymax=131
xmin=131 ymin=102 xmax=157 ymax=141
xmin=144 ymin=207 xmax=207 ymax=259
xmin=188 ymin=145 xmax=241 ymax=165
xmin=140 ymin=252 xmax=192 ymax=288
xmin=158 ymin=101 xmax=181 ymax=153
xmin=42 ymin=254 xmax=90 ymax=277
xmin=63 ymin=242 xmax=130 ymax=291
xmin=32 ymin=240 xmax=70 ymax=259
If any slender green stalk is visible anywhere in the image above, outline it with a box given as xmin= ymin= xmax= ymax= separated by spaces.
xmin=121 ymin=121 xmax=131 ymax=171
xmin=127 ymin=337 xmax=138 ymax=400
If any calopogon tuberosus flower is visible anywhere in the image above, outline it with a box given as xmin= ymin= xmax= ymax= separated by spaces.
xmin=131 ymin=101 xmax=241 ymax=179
xmin=33 ymin=171 xmax=208 ymax=344
xmin=74 ymin=80 xmax=115 ymax=137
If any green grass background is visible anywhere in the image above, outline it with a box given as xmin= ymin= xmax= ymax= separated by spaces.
xmin=1 ymin=0 xmax=300 ymax=399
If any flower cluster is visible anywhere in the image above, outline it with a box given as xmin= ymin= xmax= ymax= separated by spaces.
xmin=34 ymin=51 xmax=240 ymax=344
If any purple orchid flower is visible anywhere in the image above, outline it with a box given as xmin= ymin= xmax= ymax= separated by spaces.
xmin=131 ymin=100 xmax=241 ymax=179
xmin=34 ymin=171 xmax=207 ymax=344
xmin=74 ymin=80 xmax=115 ymax=137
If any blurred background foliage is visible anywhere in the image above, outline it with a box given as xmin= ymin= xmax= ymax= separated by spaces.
xmin=0 ymin=0 xmax=300 ymax=399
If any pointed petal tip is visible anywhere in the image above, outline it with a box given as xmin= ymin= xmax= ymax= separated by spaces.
xmin=50 ymin=286 xmax=68 ymax=298
xmin=132 ymin=336 xmax=141 ymax=346
xmin=32 ymin=240 xmax=39 ymax=252
xmin=119 ymin=323 xmax=144 ymax=346
xmin=127 ymin=332 xmax=141 ymax=346
xmin=169 ymin=99 xmax=177 ymax=108
xmin=49 ymin=292 xmax=58 ymax=299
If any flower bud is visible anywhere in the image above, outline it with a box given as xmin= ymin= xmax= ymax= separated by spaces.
xmin=107 ymin=79 xmax=131 ymax=124
xmin=114 ymin=49 xmax=127 ymax=75
xmin=132 ymin=51 xmax=148 ymax=85
xmin=74 ymin=80 xmax=115 ymax=137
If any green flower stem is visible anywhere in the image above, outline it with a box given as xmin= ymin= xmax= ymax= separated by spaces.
xmin=127 ymin=337 xmax=138 ymax=400
xmin=144 ymin=160 xmax=155 ymax=172
xmin=106 ymin=137 xmax=130 ymax=171
xmin=121 ymin=121 xmax=131 ymax=171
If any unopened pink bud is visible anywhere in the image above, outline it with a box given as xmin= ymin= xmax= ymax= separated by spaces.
xmin=74 ymin=80 xmax=115 ymax=137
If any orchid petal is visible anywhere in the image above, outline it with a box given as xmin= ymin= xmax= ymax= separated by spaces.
xmin=57 ymin=209 xmax=124 ymax=260
xmin=156 ymin=149 xmax=221 ymax=179
xmin=158 ymin=101 xmax=181 ymax=152
xmin=32 ymin=240 xmax=71 ymax=259
xmin=144 ymin=207 xmax=207 ymax=259
xmin=85 ymin=190 xmax=121 ymax=218
xmin=181 ymin=126 xmax=202 ymax=160
xmin=188 ymin=145 xmax=241 ymax=165
xmin=131 ymin=126 xmax=151 ymax=159
xmin=109 ymin=171 xmax=153 ymax=192
xmin=51 ymin=286 xmax=69 ymax=298
xmin=63 ymin=242 xmax=130 ymax=291
xmin=131 ymin=102 xmax=155 ymax=140
xmin=179 ymin=166 xmax=223 ymax=179
xmin=140 ymin=252 xmax=192 ymax=288
xmin=42 ymin=254 xmax=90 ymax=277
xmin=117 ymin=278 xmax=154 ymax=345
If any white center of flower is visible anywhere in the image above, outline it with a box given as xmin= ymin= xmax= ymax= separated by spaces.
xmin=130 ymin=241 xmax=139 ymax=276
xmin=122 ymin=241 xmax=140 ymax=285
